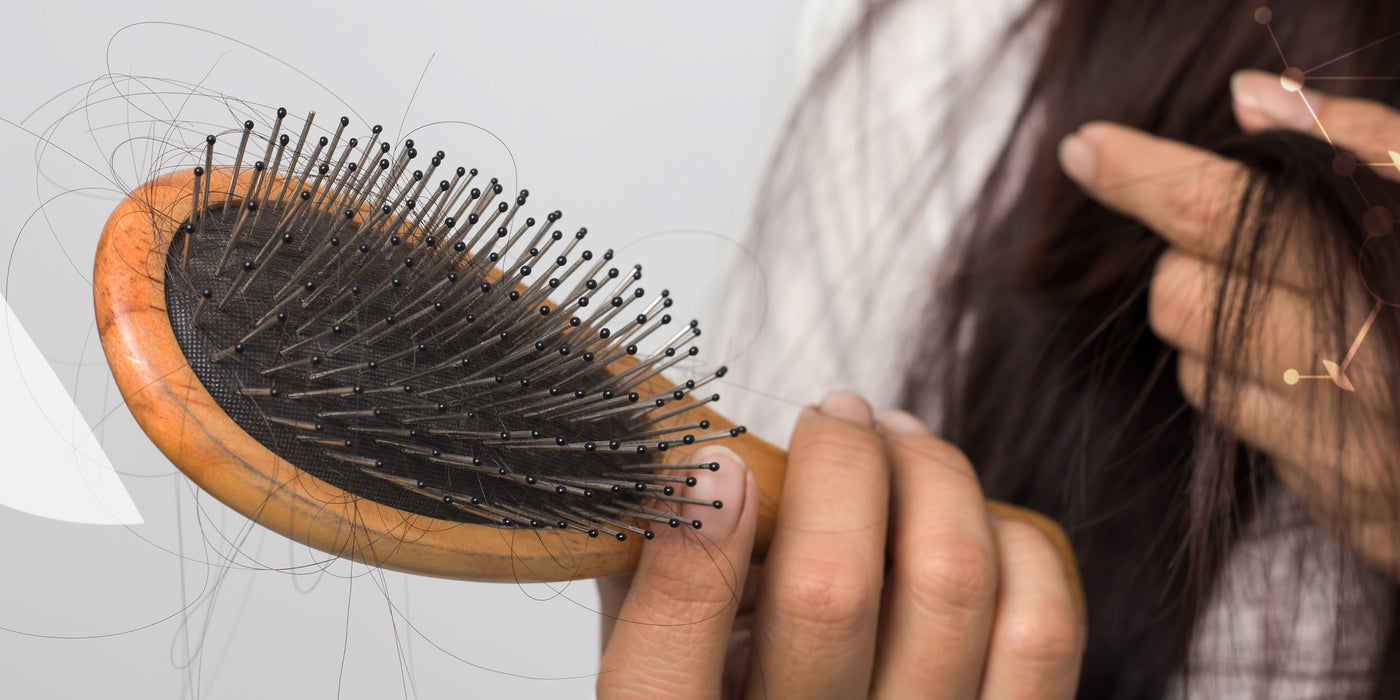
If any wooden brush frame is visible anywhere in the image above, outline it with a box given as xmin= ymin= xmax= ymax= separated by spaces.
xmin=95 ymin=166 xmax=1078 ymax=606
xmin=94 ymin=167 xmax=787 ymax=582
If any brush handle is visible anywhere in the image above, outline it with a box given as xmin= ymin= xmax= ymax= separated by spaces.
xmin=667 ymin=413 xmax=1082 ymax=620
xmin=96 ymin=168 xmax=1078 ymax=598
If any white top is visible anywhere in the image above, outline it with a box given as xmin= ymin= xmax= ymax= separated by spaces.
xmin=712 ymin=0 xmax=1392 ymax=696
xmin=714 ymin=0 xmax=1036 ymax=441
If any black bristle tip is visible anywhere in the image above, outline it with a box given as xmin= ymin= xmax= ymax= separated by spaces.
xmin=159 ymin=109 xmax=736 ymax=534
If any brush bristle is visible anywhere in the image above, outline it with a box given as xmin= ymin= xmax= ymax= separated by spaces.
xmin=160 ymin=109 xmax=736 ymax=542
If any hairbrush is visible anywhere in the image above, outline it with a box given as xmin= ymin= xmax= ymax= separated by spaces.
xmin=95 ymin=108 xmax=785 ymax=582
xmin=94 ymin=108 xmax=1066 ymax=585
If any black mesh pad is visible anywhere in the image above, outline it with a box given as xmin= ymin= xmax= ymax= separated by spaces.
xmin=163 ymin=203 xmax=655 ymax=528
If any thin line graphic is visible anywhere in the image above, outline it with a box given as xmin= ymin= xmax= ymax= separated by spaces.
xmin=1257 ymin=6 xmax=1399 ymax=391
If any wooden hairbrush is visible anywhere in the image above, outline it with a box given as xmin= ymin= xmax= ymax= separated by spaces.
xmin=95 ymin=109 xmax=1074 ymax=586
xmin=95 ymin=110 xmax=787 ymax=582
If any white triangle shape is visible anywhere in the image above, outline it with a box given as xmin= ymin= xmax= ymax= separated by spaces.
xmin=0 ymin=293 xmax=142 ymax=524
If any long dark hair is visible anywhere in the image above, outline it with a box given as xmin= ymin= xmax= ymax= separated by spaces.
xmin=745 ymin=0 xmax=1400 ymax=697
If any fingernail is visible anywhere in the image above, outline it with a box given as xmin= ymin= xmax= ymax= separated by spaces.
xmin=681 ymin=445 xmax=747 ymax=538
xmin=1058 ymin=132 xmax=1097 ymax=188
xmin=877 ymin=410 xmax=931 ymax=437
xmin=1231 ymin=69 xmax=1313 ymax=130
xmin=818 ymin=390 xmax=874 ymax=426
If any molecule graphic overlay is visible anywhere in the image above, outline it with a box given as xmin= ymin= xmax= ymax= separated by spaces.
xmin=1257 ymin=6 xmax=1400 ymax=392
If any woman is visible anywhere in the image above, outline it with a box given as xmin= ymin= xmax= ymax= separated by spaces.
xmin=598 ymin=0 xmax=1400 ymax=697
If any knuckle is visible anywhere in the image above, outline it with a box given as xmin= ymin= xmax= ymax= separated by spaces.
xmin=1147 ymin=252 xmax=1208 ymax=346
xmin=770 ymin=555 xmax=881 ymax=632
xmin=1147 ymin=264 xmax=1181 ymax=341
xmin=998 ymin=602 xmax=1085 ymax=666
xmin=810 ymin=427 xmax=876 ymax=456
xmin=888 ymin=435 xmax=975 ymax=476
xmin=596 ymin=675 xmax=660 ymax=700
xmin=999 ymin=505 xmax=1075 ymax=558
xmin=598 ymin=671 xmax=693 ymax=700
xmin=1176 ymin=354 xmax=1206 ymax=408
xmin=899 ymin=533 xmax=998 ymax=616
xmin=1340 ymin=443 xmax=1399 ymax=498
xmin=992 ymin=521 xmax=1085 ymax=665
xmin=634 ymin=564 xmax=734 ymax=621
xmin=1332 ymin=97 xmax=1400 ymax=148
xmin=797 ymin=415 xmax=884 ymax=463
xmin=1159 ymin=176 xmax=1214 ymax=239
xmin=624 ymin=551 xmax=739 ymax=627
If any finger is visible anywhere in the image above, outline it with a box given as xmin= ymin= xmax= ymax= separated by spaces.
xmin=747 ymin=391 xmax=889 ymax=699
xmin=1174 ymin=352 xmax=1400 ymax=578
xmin=868 ymin=411 xmax=999 ymax=699
xmin=597 ymin=574 xmax=631 ymax=647
xmin=978 ymin=516 xmax=1086 ymax=700
xmin=598 ymin=445 xmax=758 ymax=700
xmin=1059 ymin=122 xmax=1320 ymax=293
xmin=1148 ymin=248 xmax=1390 ymax=411
xmin=1175 ymin=352 xmax=1400 ymax=526
xmin=984 ymin=502 xmax=1084 ymax=624
xmin=1059 ymin=122 xmax=1243 ymax=253
xmin=723 ymin=566 xmax=764 ymax=699
xmin=1231 ymin=69 xmax=1400 ymax=183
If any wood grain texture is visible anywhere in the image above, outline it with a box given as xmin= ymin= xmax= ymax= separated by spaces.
xmin=93 ymin=169 xmax=1077 ymax=600
xmin=93 ymin=167 xmax=786 ymax=581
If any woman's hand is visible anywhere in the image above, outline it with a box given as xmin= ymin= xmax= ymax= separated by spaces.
xmin=597 ymin=391 xmax=1084 ymax=699
xmin=1058 ymin=69 xmax=1400 ymax=576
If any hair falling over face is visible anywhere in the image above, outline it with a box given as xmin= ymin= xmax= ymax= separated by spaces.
xmin=746 ymin=0 xmax=1400 ymax=697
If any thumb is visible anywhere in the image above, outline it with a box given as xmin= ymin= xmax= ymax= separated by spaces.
xmin=597 ymin=445 xmax=757 ymax=698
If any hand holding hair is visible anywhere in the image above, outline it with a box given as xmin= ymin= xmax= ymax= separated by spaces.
xmin=1059 ymin=70 xmax=1400 ymax=578
xmin=598 ymin=392 xmax=1085 ymax=699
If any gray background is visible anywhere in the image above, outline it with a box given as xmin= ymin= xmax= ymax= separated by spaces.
xmin=0 ymin=1 xmax=801 ymax=697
